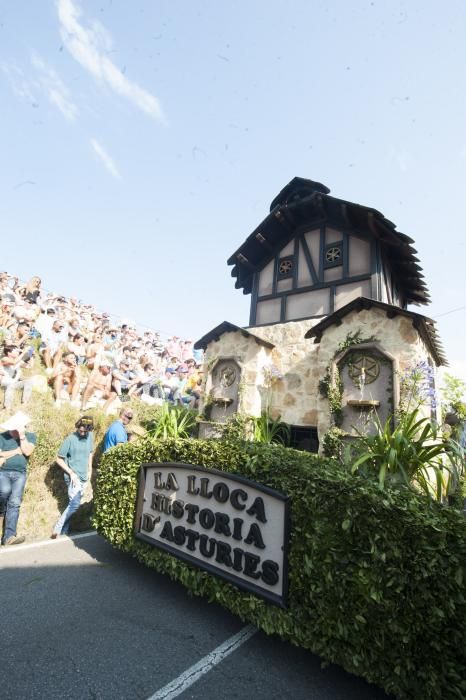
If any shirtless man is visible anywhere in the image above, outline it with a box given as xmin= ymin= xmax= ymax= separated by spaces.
xmin=51 ymin=352 xmax=81 ymax=406
xmin=81 ymin=362 xmax=117 ymax=411
xmin=85 ymin=332 xmax=105 ymax=370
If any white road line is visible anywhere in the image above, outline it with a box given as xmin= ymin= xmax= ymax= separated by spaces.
xmin=147 ymin=624 xmax=257 ymax=700
xmin=0 ymin=530 xmax=98 ymax=554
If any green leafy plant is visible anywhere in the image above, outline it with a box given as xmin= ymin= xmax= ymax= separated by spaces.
xmin=351 ymin=408 xmax=459 ymax=501
xmin=319 ymin=367 xmax=343 ymax=425
xmin=441 ymin=373 xmax=466 ymax=417
xmin=336 ymin=329 xmax=379 ymax=352
xmin=397 ymin=360 xmax=437 ymax=417
xmin=221 ymin=414 xmax=255 ymax=442
xmin=322 ymin=426 xmax=346 ymax=459
xmin=252 ymin=412 xmax=290 ymax=445
xmin=148 ymin=403 xmax=197 ymax=439
xmin=441 ymin=374 xmax=466 ymax=444
xmin=442 ymin=438 xmax=466 ymax=505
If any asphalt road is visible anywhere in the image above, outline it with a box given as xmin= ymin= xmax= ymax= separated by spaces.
xmin=0 ymin=533 xmax=390 ymax=700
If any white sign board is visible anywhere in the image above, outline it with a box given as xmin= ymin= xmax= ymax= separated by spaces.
xmin=134 ymin=463 xmax=290 ymax=607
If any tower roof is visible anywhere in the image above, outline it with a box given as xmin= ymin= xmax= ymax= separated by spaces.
xmin=227 ymin=177 xmax=430 ymax=305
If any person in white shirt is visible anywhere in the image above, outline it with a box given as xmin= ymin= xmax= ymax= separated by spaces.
xmin=39 ymin=319 xmax=68 ymax=370
xmin=34 ymin=306 xmax=57 ymax=338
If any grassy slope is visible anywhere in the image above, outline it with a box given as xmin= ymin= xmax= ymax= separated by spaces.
xmin=1 ymin=359 xmax=157 ymax=541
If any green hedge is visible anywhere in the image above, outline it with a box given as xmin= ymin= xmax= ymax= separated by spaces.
xmin=94 ymin=437 xmax=466 ymax=699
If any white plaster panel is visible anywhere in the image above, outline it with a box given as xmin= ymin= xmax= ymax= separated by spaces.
xmin=335 ymin=280 xmax=371 ymax=310
xmin=325 ymin=227 xmax=343 ymax=243
xmin=277 ymin=278 xmax=293 ymax=293
xmin=348 ymin=236 xmax=371 ymax=276
xmin=324 ymin=266 xmax=343 ymax=282
xmin=258 ymin=259 xmax=274 ymax=296
xmin=286 ymin=289 xmax=330 ymax=320
xmin=256 ymin=298 xmax=281 ymax=325
xmin=279 ymin=240 xmax=294 ymax=256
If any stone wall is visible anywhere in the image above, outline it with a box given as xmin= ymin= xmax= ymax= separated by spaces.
xmin=201 ymin=330 xmax=273 ymax=417
xmin=248 ymin=319 xmax=321 ymax=425
xmin=314 ymin=307 xmax=438 ymax=438
xmin=201 ymin=309 xmax=439 ymax=448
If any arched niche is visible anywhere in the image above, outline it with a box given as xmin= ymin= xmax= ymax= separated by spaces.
xmin=332 ymin=343 xmax=399 ymax=435
xmin=208 ymin=357 xmax=242 ymax=423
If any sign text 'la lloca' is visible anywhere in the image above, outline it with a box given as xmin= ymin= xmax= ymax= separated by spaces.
xmin=134 ymin=463 xmax=289 ymax=606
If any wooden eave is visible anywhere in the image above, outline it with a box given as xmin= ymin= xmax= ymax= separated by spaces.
xmin=194 ymin=321 xmax=275 ymax=351
xmin=228 ymin=180 xmax=430 ymax=305
xmin=304 ymin=297 xmax=447 ymax=366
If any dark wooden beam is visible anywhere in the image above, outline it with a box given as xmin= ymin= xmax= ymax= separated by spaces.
xmin=236 ymin=253 xmax=255 ymax=271
xmin=254 ymin=231 xmax=275 ymax=254
xmin=340 ymin=202 xmax=351 ymax=227
xmin=299 ymin=234 xmax=319 ymax=285
xmin=314 ymin=194 xmax=326 ymax=218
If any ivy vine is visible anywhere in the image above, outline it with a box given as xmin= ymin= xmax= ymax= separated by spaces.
xmin=319 ymin=330 xmax=381 ymax=428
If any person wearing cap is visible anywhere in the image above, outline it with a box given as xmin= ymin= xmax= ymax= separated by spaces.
xmin=111 ymin=359 xmax=137 ymax=399
xmin=161 ymin=367 xmax=184 ymax=405
xmin=51 ymin=416 xmax=94 ymax=538
xmin=128 ymin=361 xmax=163 ymax=400
xmin=103 ymin=326 xmax=119 ymax=349
xmin=103 ymin=408 xmax=133 ymax=452
xmin=34 ymin=306 xmax=56 ymax=338
xmin=0 ymin=411 xmax=36 ymax=546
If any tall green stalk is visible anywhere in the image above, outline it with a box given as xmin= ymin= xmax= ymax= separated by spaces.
xmin=351 ymin=408 xmax=460 ymax=501
xmin=253 ymin=412 xmax=290 ymax=445
xmin=149 ymin=403 xmax=197 ymax=439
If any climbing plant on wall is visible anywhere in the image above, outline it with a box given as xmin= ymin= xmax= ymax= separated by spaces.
xmin=319 ymin=330 xmax=381 ymax=429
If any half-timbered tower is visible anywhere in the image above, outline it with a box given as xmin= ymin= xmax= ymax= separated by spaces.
xmin=195 ymin=178 xmax=445 ymax=451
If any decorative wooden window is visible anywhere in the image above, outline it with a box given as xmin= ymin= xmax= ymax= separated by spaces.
xmin=324 ymin=241 xmax=343 ymax=268
xmin=277 ymin=256 xmax=295 ymax=279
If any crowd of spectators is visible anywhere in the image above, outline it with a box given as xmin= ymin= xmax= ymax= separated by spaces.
xmin=0 ymin=272 xmax=204 ymax=414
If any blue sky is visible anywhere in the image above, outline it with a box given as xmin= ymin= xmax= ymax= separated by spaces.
xmin=1 ymin=0 xmax=466 ymax=380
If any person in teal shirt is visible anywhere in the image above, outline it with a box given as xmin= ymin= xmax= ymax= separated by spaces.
xmin=52 ymin=416 xmax=94 ymax=538
xmin=0 ymin=411 xmax=36 ymax=546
